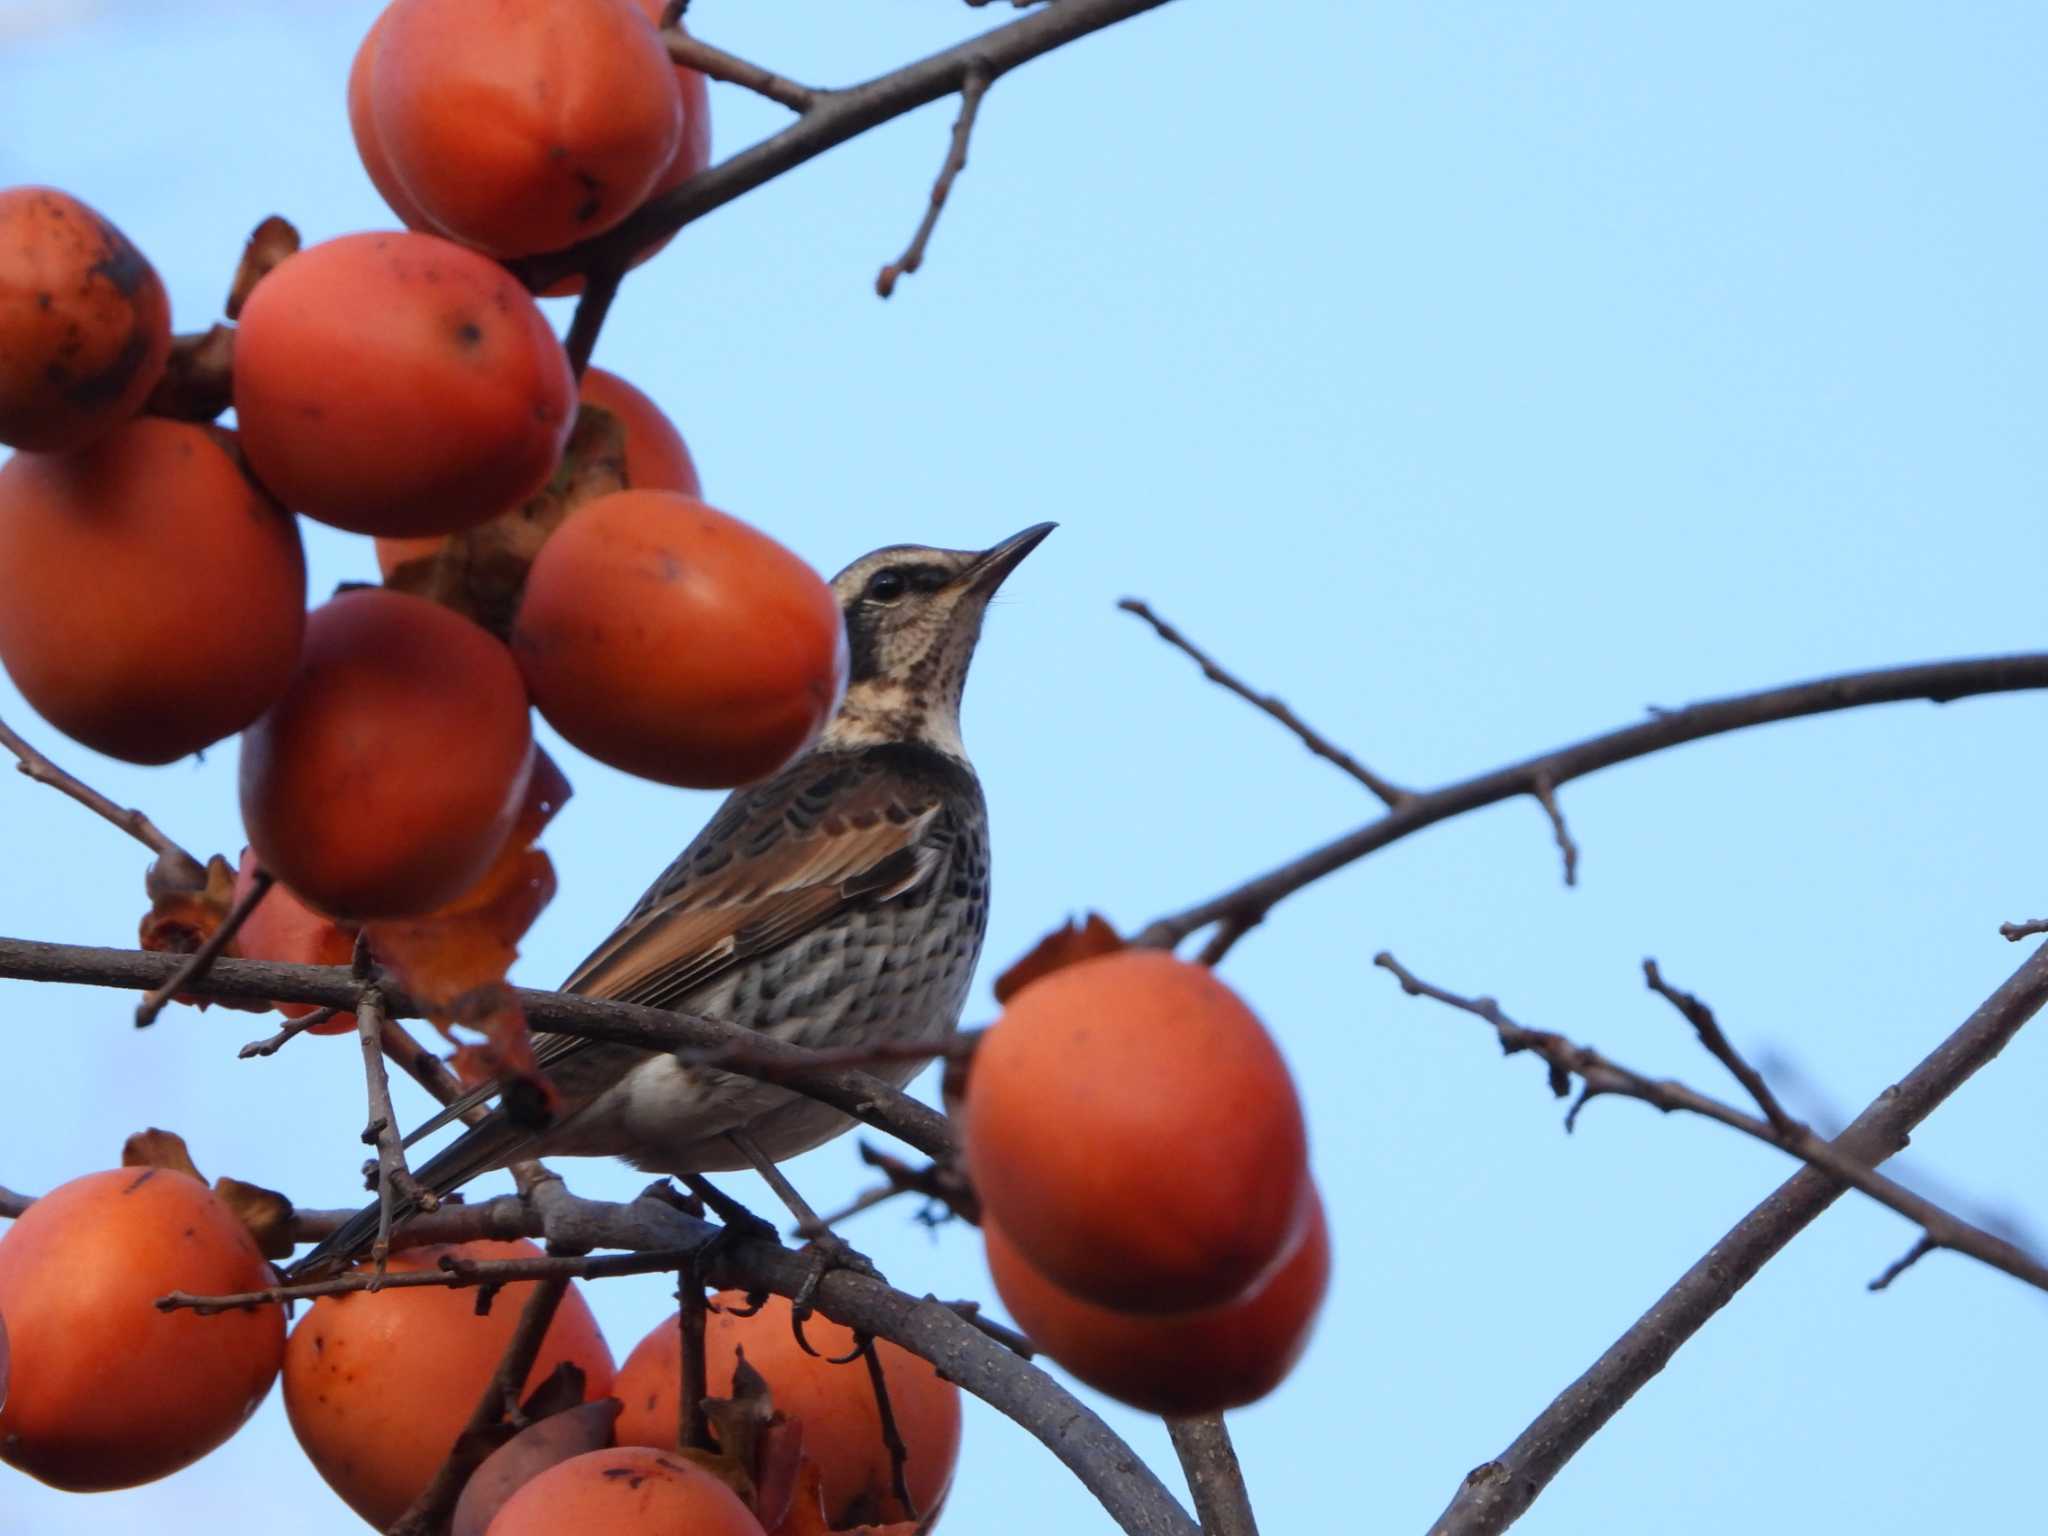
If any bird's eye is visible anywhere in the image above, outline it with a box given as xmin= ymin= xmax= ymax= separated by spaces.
xmin=865 ymin=569 xmax=908 ymax=603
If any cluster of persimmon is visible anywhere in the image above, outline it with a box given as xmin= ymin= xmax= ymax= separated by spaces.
xmin=965 ymin=944 xmax=1329 ymax=1417
xmin=0 ymin=1145 xmax=959 ymax=1533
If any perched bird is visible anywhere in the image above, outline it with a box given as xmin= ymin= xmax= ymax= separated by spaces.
xmin=293 ymin=522 xmax=1053 ymax=1279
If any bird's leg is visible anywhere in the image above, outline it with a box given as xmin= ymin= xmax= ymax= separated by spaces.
xmin=724 ymin=1130 xmax=882 ymax=1316
xmin=679 ymin=1173 xmax=782 ymax=1246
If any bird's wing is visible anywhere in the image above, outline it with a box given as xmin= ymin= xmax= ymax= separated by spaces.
xmin=402 ymin=753 xmax=949 ymax=1146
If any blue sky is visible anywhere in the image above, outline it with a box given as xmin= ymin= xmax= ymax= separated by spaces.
xmin=3 ymin=2 xmax=2046 ymax=1532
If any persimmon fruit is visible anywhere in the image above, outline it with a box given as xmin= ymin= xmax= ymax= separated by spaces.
xmin=227 ymin=849 xmax=359 ymax=1035
xmin=371 ymin=0 xmax=682 ymax=259
xmin=614 ymin=1292 xmax=961 ymax=1529
xmin=233 ymin=231 xmax=575 ymax=537
xmin=486 ymin=1446 xmax=766 ymax=1536
xmin=0 ymin=417 xmax=306 ymax=764
xmin=966 ymin=949 xmax=1312 ymax=1312
xmin=239 ymin=588 xmax=535 ymax=919
xmin=984 ymin=1189 xmax=1331 ymax=1416
xmin=0 ymin=186 xmax=171 ymax=452
xmin=283 ymin=1239 xmax=614 ymax=1531
xmin=0 ymin=1167 xmax=285 ymax=1490
xmin=512 ymin=492 xmax=846 ymax=788
xmin=347 ymin=7 xmax=436 ymax=231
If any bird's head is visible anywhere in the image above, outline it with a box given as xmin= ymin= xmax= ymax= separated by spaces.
xmin=820 ymin=522 xmax=1055 ymax=758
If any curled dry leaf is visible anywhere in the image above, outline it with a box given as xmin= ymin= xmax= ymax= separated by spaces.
xmin=120 ymin=1127 xmax=204 ymax=1182
xmin=212 ymin=1175 xmax=297 ymax=1262
xmin=381 ymin=402 xmax=629 ymax=638
xmin=690 ymin=1349 xmax=806 ymax=1531
xmin=992 ymin=912 xmax=1124 ymax=1005
xmin=772 ymin=1461 xmax=919 ymax=1536
xmin=143 ymin=323 xmax=236 ymax=423
xmin=450 ymin=1396 xmax=622 ymax=1536
xmin=137 ymin=851 xmax=269 ymax=1013
xmin=225 ymin=215 xmax=300 ymax=320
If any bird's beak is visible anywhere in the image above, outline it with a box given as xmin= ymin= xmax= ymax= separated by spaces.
xmin=959 ymin=521 xmax=1057 ymax=595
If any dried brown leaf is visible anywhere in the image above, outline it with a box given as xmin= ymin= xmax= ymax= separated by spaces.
xmin=121 ymin=1128 xmax=203 ymax=1182
xmin=451 ymin=1397 xmax=621 ymax=1536
xmin=992 ymin=913 xmax=1124 ymax=1005
xmin=213 ymin=1175 xmax=297 ymax=1261
xmin=225 ymin=215 xmax=300 ymax=319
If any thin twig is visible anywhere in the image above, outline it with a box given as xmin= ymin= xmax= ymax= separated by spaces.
xmin=1119 ymin=598 xmax=1412 ymax=808
xmin=664 ymin=28 xmax=817 ymax=112
xmin=2000 ymin=917 xmax=2048 ymax=941
xmin=1530 ymin=774 xmax=1579 ymax=887
xmin=0 ymin=1185 xmax=30 ymax=1220
xmin=1139 ymin=652 xmax=2048 ymax=951
xmin=1166 ymin=1415 xmax=1259 ymax=1536
xmin=0 ymin=938 xmax=959 ymax=1162
xmin=562 ymin=261 xmax=626 ymax=379
xmin=877 ymin=64 xmax=991 ymax=298
xmin=378 ymin=1012 xmax=481 ymax=1119
xmin=1869 ymin=1234 xmax=1939 ymax=1292
xmin=387 ymin=1275 xmax=571 ymax=1536
xmin=135 ymin=866 xmax=273 ymax=1027
xmin=354 ymin=987 xmax=435 ymax=1273
xmin=0 ymin=712 xmax=195 ymax=863
xmin=1641 ymin=959 xmax=1795 ymax=1135
xmin=860 ymin=1335 xmax=920 ymax=1520
xmin=812 ymin=1143 xmax=980 ymax=1232
xmin=1408 ymin=941 xmax=2048 ymax=1536
xmin=680 ymin=1276 xmax=712 ymax=1450
xmin=237 ymin=1005 xmax=339 ymax=1058
xmin=516 ymin=0 xmax=1183 ymax=292
xmin=1375 ymin=952 xmax=2048 ymax=1294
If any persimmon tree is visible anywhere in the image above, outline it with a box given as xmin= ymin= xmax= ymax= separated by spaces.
xmin=3 ymin=5 xmax=2046 ymax=1536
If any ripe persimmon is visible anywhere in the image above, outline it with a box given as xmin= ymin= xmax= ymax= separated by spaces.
xmin=240 ymin=588 xmax=534 ymax=919
xmin=347 ymin=7 xmax=436 ymax=232
xmin=539 ymin=3 xmax=713 ymax=294
xmin=0 ymin=186 xmax=171 ymax=452
xmin=0 ymin=418 xmax=306 ymax=764
xmin=226 ymin=849 xmax=359 ymax=1035
xmin=283 ymin=1239 xmax=614 ymax=1531
xmin=512 ymin=492 xmax=845 ymax=788
xmin=966 ymin=950 xmax=1312 ymax=1312
xmin=233 ymin=231 xmax=574 ymax=537
xmin=984 ymin=1190 xmax=1331 ymax=1417
xmin=0 ymin=1167 xmax=285 ymax=1490
xmin=371 ymin=0 xmax=682 ymax=258
xmin=614 ymin=1292 xmax=961 ymax=1529
xmin=486 ymin=1446 xmax=766 ymax=1536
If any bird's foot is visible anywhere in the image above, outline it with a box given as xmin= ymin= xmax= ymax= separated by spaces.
xmin=789 ymin=1230 xmax=882 ymax=1320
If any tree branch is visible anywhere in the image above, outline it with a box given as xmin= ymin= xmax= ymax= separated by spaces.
xmin=514 ymin=0 xmax=1183 ymax=291
xmin=1376 ymin=953 xmax=2048 ymax=1294
xmin=0 ymin=938 xmax=958 ymax=1160
xmin=664 ymin=28 xmax=817 ymax=113
xmin=876 ymin=63 xmax=990 ymax=298
xmin=1138 ymin=653 xmax=2048 ymax=950
xmin=1167 ymin=1415 xmax=1259 ymax=1536
xmin=1420 ymin=939 xmax=2048 ymax=1536
xmin=0 ymin=712 xmax=196 ymax=866
xmin=1119 ymin=598 xmax=1411 ymax=809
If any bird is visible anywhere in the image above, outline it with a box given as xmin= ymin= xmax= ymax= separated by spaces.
xmin=291 ymin=522 xmax=1053 ymax=1280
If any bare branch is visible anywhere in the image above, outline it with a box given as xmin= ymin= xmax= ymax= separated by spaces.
xmin=0 ymin=938 xmax=958 ymax=1160
xmin=1119 ymin=598 xmax=1411 ymax=808
xmin=2000 ymin=917 xmax=2048 ymax=941
xmin=1641 ymin=959 xmax=1795 ymax=1136
xmin=1869 ymin=1234 xmax=1939 ymax=1292
xmin=516 ymin=0 xmax=1183 ymax=292
xmin=237 ymin=1005 xmax=339 ymax=1058
xmin=0 ymin=712 xmax=195 ymax=865
xmin=876 ymin=64 xmax=990 ymax=298
xmin=1167 ymin=1415 xmax=1259 ymax=1536
xmin=1140 ymin=653 xmax=2048 ymax=951
xmin=561 ymin=260 xmax=626 ymax=380
xmin=354 ymin=987 xmax=435 ymax=1271
xmin=1421 ymin=940 xmax=2048 ymax=1536
xmin=664 ymin=28 xmax=817 ymax=113
xmin=1377 ymin=952 xmax=2048 ymax=1295
xmin=135 ymin=865 xmax=272 ymax=1028
xmin=1530 ymin=774 xmax=1578 ymax=887
xmin=860 ymin=1335 xmax=919 ymax=1520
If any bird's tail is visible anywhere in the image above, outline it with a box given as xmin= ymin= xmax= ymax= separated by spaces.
xmin=286 ymin=1113 xmax=531 ymax=1282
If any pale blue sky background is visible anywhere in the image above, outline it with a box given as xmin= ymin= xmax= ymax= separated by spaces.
xmin=3 ymin=3 xmax=2047 ymax=1532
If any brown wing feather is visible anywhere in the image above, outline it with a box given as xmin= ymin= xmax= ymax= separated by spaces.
xmin=403 ymin=756 xmax=946 ymax=1147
